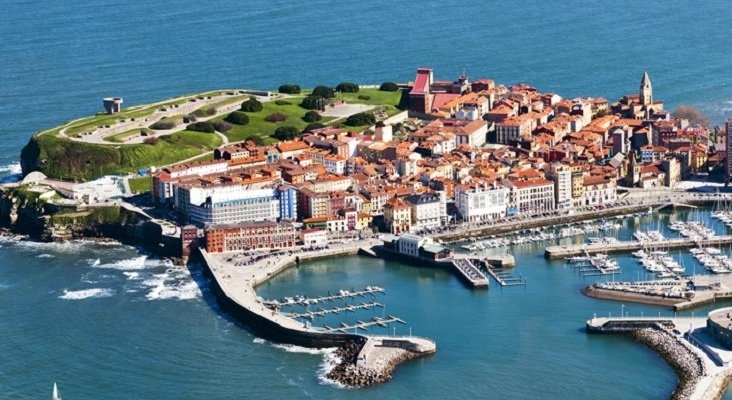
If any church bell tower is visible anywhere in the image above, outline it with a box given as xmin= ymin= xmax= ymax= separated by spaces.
xmin=640 ymin=71 xmax=653 ymax=105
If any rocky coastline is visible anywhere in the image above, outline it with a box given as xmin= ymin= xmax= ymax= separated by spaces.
xmin=632 ymin=326 xmax=707 ymax=400
xmin=325 ymin=341 xmax=422 ymax=387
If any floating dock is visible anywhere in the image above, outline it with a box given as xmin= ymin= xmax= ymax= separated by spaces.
xmin=545 ymin=235 xmax=732 ymax=259
xmin=324 ymin=316 xmax=406 ymax=333
xmin=475 ymin=259 xmax=526 ymax=286
xmin=263 ymin=286 xmax=385 ymax=307
xmin=286 ymin=301 xmax=384 ymax=319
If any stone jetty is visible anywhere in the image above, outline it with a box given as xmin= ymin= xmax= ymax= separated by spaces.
xmin=586 ymin=316 xmax=732 ymax=400
xmin=632 ymin=326 xmax=706 ymax=400
xmin=327 ymin=336 xmax=435 ymax=387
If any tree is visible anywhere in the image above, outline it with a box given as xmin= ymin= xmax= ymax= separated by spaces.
xmin=302 ymin=110 xmax=322 ymax=122
xmin=240 ymin=98 xmax=263 ymax=112
xmin=265 ymin=113 xmax=288 ymax=122
xmin=301 ymin=95 xmax=325 ymax=110
xmin=225 ymin=111 xmax=249 ymax=125
xmin=379 ymin=82 xmax=399 ymax=92
xmin=273 ymin=126 xmax=299 ymax=140
xmin=672 ymin=105 xmax=710 ymax=127
xmin=143 ymin=137 xmax=158 ymax=145
xmin=345 ymin=112 xmax=376 ymax=127
xmin=213 ymin=120 xmax=233 ymax=132
xmin=192 ymin=106 xmax=216 ymax=118
xmin=186 ymin=121 xmax=216 ymax=133
xmin=336 ymin=82 xmax=359 ymax=93
xmin=278 ymin=84 xmax=301 ymax=94
xmin=303 ymin=122 xmax=325 ymax=132
xmin=312 ymin=86 xmax=334 ymax=99
xmin=149 ymin=119 xmax=177 ymax=130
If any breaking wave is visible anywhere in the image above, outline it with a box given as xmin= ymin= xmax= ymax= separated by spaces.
xmin=0 ymin=162 xmax=21 ymax=175
xmin=141 ymin=267 xmax=202 ymax=301
xmin=94 ymin=255 xmax=166 ymax=271
xmin=252 ymin=338 xmax=346 ymax=388
xmin=59 ymin=288 xmax=115 ymax=300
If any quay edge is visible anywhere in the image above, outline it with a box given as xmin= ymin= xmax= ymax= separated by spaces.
xmin=198 ymin=243 xmax=437 ymax=386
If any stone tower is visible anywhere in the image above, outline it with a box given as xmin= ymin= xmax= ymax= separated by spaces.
xmin=640 ymin=71 xmax=653 ymax=105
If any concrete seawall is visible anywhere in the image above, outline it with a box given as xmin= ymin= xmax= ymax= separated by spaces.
xmin=201 ymin=251 xmax=365 ymax=348
xmin=199 ymin=242 xmax=437 ymax=387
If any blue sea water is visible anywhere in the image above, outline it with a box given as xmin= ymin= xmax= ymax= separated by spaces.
xmin=2 ymin=0 xmax=732 ymax=398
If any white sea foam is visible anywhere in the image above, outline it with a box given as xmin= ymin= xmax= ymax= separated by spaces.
xmin=0 ymin=162 xmax=21 ymax=175
xmin=271 ymin=343 xmax=335 ymax=356
xmin=141 ymin=267 xmax=202 ymax=301
xmin=317 ymin=349 xmax=349 ymax=389
xmin=6 ymin=238 xmax=114 ymax=254
xmin=94 ymin=255 xmax=169 ymax=271
xmin=123 ymin=271 xmax=141 ymax=280
xmin=253 ymin=338 xmax=346 ymax=388
xmin=59 ymin=288 xmax=114 ymax=300
xmin=37 ymin=254 xmax=55 ymax=258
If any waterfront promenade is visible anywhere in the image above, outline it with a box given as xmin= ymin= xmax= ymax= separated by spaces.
xmin=199 ymin=239 xmax=436 ymax=386
xmin=432 ymin=192 xmax=732 ymax=243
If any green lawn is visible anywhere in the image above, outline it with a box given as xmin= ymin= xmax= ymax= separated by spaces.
xmin=162 ymin=130 xmax=222 ymax=149
xmin=336 ymin=88 xmax=402 ymax=107
xmin=218 ymin=97 xmax=335 ymax=143
xmin=117 ymin=130 xmax=222 ymax=171
xmin=176 ymin=152 xmax=215 ymax=164
xmin=27 ymin=130 xmax=223 ymax=181
xmin=128 ymin=176 xmax=152 ymax=193
xmin=26 ymin=88 xmax=406 ymax=181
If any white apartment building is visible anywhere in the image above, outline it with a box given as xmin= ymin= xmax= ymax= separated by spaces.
xmin=397 ymin=234 xmax=433 ymax=258
xmin=404 ymin=192 xmax=447 ymax=231
xmin=505 ymin=178 xmax=555 ymax=214
xmin=546 ymin=163 xmax=572 ymax=210
xmin=182 ymin=187 xmax=281 ymax=227
xmin=455 ymin=184 xmax=508 ymax=222
xmin=583 ymin=176 xmax=617 ymax=207
xmin=323 ymin=154 xmax=347 ymax=175
xmin=495 ymin=115 xmax=533 ymax=144
xmin=165 ymin=159 xmax=228 ymax=179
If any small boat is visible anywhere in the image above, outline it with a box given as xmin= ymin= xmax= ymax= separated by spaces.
xmin=52 ymin=382 xmax=61 ymax=400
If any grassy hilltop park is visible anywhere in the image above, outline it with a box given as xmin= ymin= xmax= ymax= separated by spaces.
xmin=20 ymin=85 xmax=405 ymax=181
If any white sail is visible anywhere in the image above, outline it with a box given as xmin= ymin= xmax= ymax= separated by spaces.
xmin=52 ymin=382 xmax=61 ymax=400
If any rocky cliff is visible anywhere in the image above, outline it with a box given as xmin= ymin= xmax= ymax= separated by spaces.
xmin=0 ymin=185 xmax=177 ymax=256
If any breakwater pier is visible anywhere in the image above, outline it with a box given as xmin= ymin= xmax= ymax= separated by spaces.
xmin=199 ymin=241 xmax=436 ymax=387
xmin=583 ymin=275 xmax=732 ymax=311
xmin=586 ymin=314 xmax=732 ymax=400
xmin=545 ymin=235 xmax=732 ymax=259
